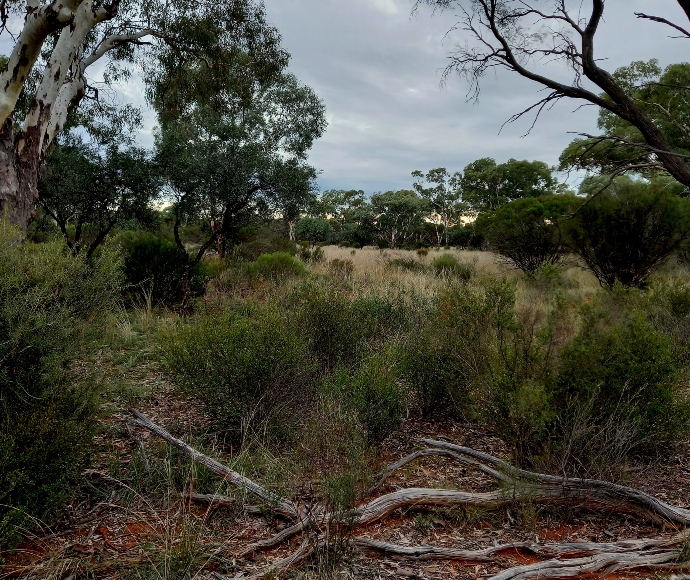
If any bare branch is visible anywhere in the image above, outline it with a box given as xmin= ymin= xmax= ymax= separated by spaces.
xmin=635 ymin=12 xmax=690 ymax=39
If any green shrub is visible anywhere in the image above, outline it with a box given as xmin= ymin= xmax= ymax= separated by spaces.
xmin=285 ymin=280 xmax=420 ymax=372
xmin=475 ymin=196 xmax=581 ymax=274
xmin=324 ymin=352 xmax=408 ymax=443
xmin=416 ymin=248 xmax=429 ymax=258
xmin=249 ymin=252 xmax=306 ymax=279
xmin=160 ymin=306 xmax=314 ymax=440
xmin=338 ymin=241 xmax=351 ymax=248
xmin=118 ymin=232 xmax=205 ymax=306
xmin=0 ymin=223 xmax=122 ymax=543
xmin=564 ymin=177 xmax=690 ymax=288
xmin=432 ymin=254 xmax=473 ymax=281
xmin=295 ymin=217 xmax=333 ymax=245
xmin=298 ymin=243 xmax=325 ymax=263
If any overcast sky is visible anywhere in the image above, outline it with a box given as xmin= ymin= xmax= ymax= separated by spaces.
xmin=254 ymin=0 xmax=688 ymax=193
xmin=3 ymin=1 xmax=686 ymax=194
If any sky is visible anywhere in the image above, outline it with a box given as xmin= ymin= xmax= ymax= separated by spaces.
xmin=2 ymin=1 xmax=687 ymax=195
xmin=254 ymin=0 xmax=689 ymax=193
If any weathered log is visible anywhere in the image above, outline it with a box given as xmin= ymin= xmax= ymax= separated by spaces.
xmin=421 ymin=438 xmax=690 ymax=526
xmin=129 ymin=410 xmax=690 ymax=580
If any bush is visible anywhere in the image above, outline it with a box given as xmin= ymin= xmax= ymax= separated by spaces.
xmin=285 ymin=279 xmax=419 ymax=372
xmin=338 ymin=241 xmax=351 ymax=248
xmin=160 ymin=306 xmax=314 ymax=440
xmin=298 ymin=243 xmax=325 ymax=263
xmin=324 ymin=352 xmax=408 ymax=443
xmin=118 ymin=232 xmax=205 ymax=306
xmin=565 ymin=178 xmax=690 ymax=288
xmin=475 ymin=196 xmax=581 ymax=274
xmin=387 ymin=257 xmax=427 ymax=273
xmin=432 ymin=254 xmax=474 ymax=281
xmin=416 ymin=248 xmax=428 ymax=258
xmin=0 ymin=223 xmax=122 ymax=543
xmin=482 ymin=288 xmax=690 ymax=473
xmin=249 ymin=252 xmax=306 ymax=279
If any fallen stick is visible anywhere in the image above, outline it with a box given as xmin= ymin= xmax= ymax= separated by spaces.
xmin=129 ymin=410 xmax=690 ymax=580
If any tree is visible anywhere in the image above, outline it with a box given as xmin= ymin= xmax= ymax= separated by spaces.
xmin=157 ymin=71 xmax=326 ymax=308
xmin=460 ymin=158 xmax=558 ymax=215
xmin=560 ymin=61 xmax=690 ymax=186
xmin=294 ymin=217 xmax=332 ymax=245
xmin=564 ymin=177 xmax=690 ymax=288
xmin=411 ymin=167 xmax=463 ymax=245
xmin=416 ymin=0 xmax=690 ymax=189
xmin=371 ymin=189 xmax=428 ymax=249
xmin=0 ymin=0 xmax=288 ymax=232
xmin=39 ymin=134 xmax=160 ymax=259
xmin=475 ymin=195 xmax=581 ymax=274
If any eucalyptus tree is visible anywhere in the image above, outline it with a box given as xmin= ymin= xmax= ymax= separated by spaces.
xmin=416 ymin=0 xmax=690 ymax=188
xmin=157 ymin=71 xmax=326 ymax=308
xmin=371 ymin=189 xmax=428 ymax=249
xmin=39 ymin=134 xmax=160 ymax=259
xmin=411 ymin=167 xmax=463 ymax=246
xmin=560 ymin=60 xmax=690 ymax=187
xmin=0 ymin=0 xmax=287 ymax=232
xmin=460 ymin=158 xmax=558 ymax=215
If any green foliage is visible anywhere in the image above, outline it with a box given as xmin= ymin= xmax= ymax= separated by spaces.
xmin=118 ymin=232 xmax=205 ymax=306
xmin=285 ymin=279 xmax=418 ymax=372
xmin=249 ymin=252 xmax=306 ymax=279
xmin=564 ymin=177 xmax=690 ymax=288
xmin=475 ymin=195 xmax=582 ymax=274
xmin=297 ymin=243 xmax=325 ymax=263
xmin=387 ymin=256 xmax=427 ymax=273
xmin=160 ymin=306 xmax=314 ymax=440
xmin=461 ymin=157 xmax=559 ymax=215
xmin=324 ymin=351 xmax=408 ymax=443
xmin=0 ymin=223 xmax=122 ymax=542
xmin=295 ymin=217 xmax=333 ymax=244
xmin=371 ymin=189 xmax=429 ymax=248
xmin=432 ymin=254 xmax=473 ymax=280
xmin=560 ymin=60 xmax=690 ymax=182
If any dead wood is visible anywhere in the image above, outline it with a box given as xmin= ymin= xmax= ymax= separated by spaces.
xmin=129 ymin=409 xmax=690 ymax=579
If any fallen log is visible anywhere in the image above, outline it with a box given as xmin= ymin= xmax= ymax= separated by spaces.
xmin=129 ymin=409 xmax=690 ymax=580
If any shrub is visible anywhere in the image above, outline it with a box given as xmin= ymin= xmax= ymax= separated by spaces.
xmin=338 ymin=241 xmax=351 ymax=248
xmin=0 ymin=223 xmax=122 ymax=543
xmin=416 ymin=248 xmax=429 ymax=258
xmin=160 ymin=306 xmax=314 ymax=440
xmin=298 ymin=243 xmax=325 ymax=263
xmin=324 ymin=352 xmax=408 ymax=443
xmin=285 ymin=279 xmax=419 ymax=372
xmin=564 ymin=178 xmax=690 ymax=288
xmin=432 ymin=254 xmax=474 ymax=281
xmin=118 ymin=232 xmax=205 ymax=306
xmin=387 ymin=257 xmax=427 ymax=273
xmin=249 ymin=252 xmax=306 ymax=279
xmin=475 ymin=195 xmax=581 ymax=274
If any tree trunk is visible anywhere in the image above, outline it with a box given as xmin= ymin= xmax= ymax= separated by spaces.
xmin=0 ymin=119 xmax=42 ymax=233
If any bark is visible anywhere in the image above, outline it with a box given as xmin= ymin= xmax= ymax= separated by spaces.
xmin=129 ymin=409 xmax=690 ymax=580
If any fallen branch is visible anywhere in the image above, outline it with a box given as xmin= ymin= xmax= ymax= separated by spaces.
xmin=129 ymin=410 xmax=690 ymax=579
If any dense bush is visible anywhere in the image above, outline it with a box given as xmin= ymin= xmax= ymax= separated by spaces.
xmin=475 ymin=195 xmax=581 ymax=274
xmin=483 ymin=288 xmax=690 ymax=472
xmin=387 ymin=256 xmax=427 ymax=273
xmin=285 ymin=279 xmax=420 ymax=372
xmin=0 ymin=224 xmax=122 ymax=543
xmin=118 ymin=232 xmax=205 ymax=306
xmin=328 ymin=258 xmax=355 ymax=279
xmin=249 ymin=252 xmax=306 ymax=279
xmin=565 ymin=178 xmax=690 ymax=288
xmin=432 ymin=254 xmax=473 ymax=280
xmin=160 ymin=306 xmax=314 ymax=440
xmin=324 ymin=351 xmax=408 ymax=443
